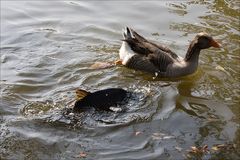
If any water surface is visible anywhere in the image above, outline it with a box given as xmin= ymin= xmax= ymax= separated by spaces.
xmin=1 ymin=1 xmax=239 ymax=159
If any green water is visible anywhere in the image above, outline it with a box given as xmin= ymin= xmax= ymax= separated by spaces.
xmin=1 ymin=1 xmax=239 ymax=159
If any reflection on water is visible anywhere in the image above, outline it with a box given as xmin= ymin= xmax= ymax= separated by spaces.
xmin=1 ymin=0 xmax=239 ymax=159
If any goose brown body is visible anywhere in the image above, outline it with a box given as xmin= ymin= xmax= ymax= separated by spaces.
xmin=119 ymin=27 xmax=221 ymax=78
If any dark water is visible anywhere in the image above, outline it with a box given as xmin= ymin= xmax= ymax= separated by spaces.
xmin=1 ymin=1 xmax=239 ymax=159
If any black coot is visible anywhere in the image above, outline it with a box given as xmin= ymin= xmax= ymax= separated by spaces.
xmin=73 ymin=88 xmax=129 ymax=112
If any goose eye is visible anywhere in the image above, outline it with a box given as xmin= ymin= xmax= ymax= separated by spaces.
xmin=199 ymin=36 xmax=210 ymax=43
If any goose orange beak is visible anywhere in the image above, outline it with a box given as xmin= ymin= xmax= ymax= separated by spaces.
xmin=210 ymin=39 xmax=221 ymax=48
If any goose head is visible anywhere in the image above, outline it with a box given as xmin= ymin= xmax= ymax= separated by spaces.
xmin=194 ymin=32 xmax=221 ymax=49
xmin=185 ymin=32 xmax=221 ymax=61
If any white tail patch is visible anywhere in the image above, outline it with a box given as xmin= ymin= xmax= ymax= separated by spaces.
xmin=119 ymin=41 xmax=135 ymax=65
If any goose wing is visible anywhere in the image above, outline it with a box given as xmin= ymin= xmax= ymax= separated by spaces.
xmin=148 ymin=50 xmax=175 ymax=73
xmin=123 ymin=27 xmax=179 ymax=60
xmin=126 ymin=51 xmax=175 ymax=74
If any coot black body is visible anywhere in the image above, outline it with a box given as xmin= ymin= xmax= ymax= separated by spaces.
xmin=73 ymin=88 xmax=128 ymax=112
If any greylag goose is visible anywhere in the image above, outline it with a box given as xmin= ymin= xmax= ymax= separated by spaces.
xmin=73 ymin=88 xmax=128 ymax=112
xmin=117 ymin=27 xmax=221 ymax=77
